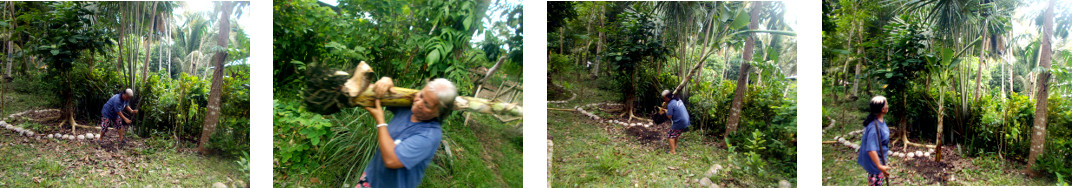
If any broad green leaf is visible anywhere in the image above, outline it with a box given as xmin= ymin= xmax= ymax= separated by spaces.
xmin=427 ymin=49 xmax=440 ymax=67
xmin=730 ymin=10 xmax=750 ymax=29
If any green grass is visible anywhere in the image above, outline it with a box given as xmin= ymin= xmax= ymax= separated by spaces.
xmin=422 ymin=113 xmax=524 ymax=187
xmin=0 ymin=78 xmax=57 ymax=118
xmin=549 ymin=67 xmax=794 ymax=187
xmin=0 ymin=133 xmax=247 ymax=187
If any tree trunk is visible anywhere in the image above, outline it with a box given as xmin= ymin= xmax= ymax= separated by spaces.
xmin=974 ymin=18 xmax=988 ymax=102
xmin=559 ymin=27 xmax=564 ymax=54
xmin=725 ymin=1 xmax=762 ymax=137
xmin=590 ymin=5 xmax=604 ymax=79
xmin=200 ymin=1 xmax=232 ymax=154
xmin=936 ymin=73 xmax=945 ymax=162
xmin=117 ymin=13 xmax=125 ymax=74
xmin=308 ymin=62 xmax=525 ymax=117
xmin=671 ymin=9 xmax=719 ymax=96
xmin=140 ymin=1 xmax=158 ymax=84
xmin=476 ymin=55 xmax=507 ymax=85
xmin=1027 ymin=0 xmax=1054 ymax=175
xmin=167 ymin=18 xmax=172 ymax=79
xmin=1001 ymin=53 xmax=1006 ymax=99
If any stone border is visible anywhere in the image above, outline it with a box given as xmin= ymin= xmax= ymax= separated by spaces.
xmin=548 ymin=90 xmax=576 ymax=104
xmin=832 ymin=130 xmax=934 ymax=159
xmin=574 ymin=102 xmax=654 ymax=128
xmin=5 ymin=109 xmax=61 ymax=121
xmin=1 ymin=120 xmax=100 ymax=141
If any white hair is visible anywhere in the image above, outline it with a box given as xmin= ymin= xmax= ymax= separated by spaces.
xmin=661 ymin=90 xmax=671 ymax=98
xmin=125 ymin=88 xmax=134 ymax=97
xmin=870 ymin=96 xmax=887 ymax=104
xmin=426 ymin=78 xmax=457 ymax=116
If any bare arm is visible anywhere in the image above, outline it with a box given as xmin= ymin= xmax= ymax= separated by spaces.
xmin=868 ymin=151 xmax=890 ymax=175
xmin=364 ymin=100 xmax=404 ymax=169
xmin=117 ymin=111 xmax=130 ymax=123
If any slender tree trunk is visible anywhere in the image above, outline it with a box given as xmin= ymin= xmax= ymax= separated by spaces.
xmin=1027 ymin=0 xmax=1055 ymax=175
xmin=975 ymin=18 xmax=989 ymax=102
xmin=140 ymin=2 xmax=158 ymax=84
xmin=167 ymin=19 xmax=172 ymax=79
xmin=559 ymin=27 xmax=564 ymax=54
xmin=725 ymin=1 xmax=762 ymax=138
xmin=119 ymin=23 xmax=125 ymax=74
xmin=200 ymin=2 xmax=233 ymax=154
xmin=672 ymin=8 xmax=719 ymax=96
xmin=4 ymin=2 xmax=11 ymax=79
xmin=936 ymin=72 xmax=946 ymax=162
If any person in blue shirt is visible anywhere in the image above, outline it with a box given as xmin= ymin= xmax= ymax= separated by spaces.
xmin=357 ymin=77 xmax=457 ymax=188
xmin=99 ymin=88 xmax=138 ymax=145
xmin=660 ymin=90 xmax=689 ymax=154
xmin=857 ymin=96 xmax=891 ymax=186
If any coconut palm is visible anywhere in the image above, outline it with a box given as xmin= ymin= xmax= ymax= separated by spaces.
xmin=200 ymin=1 xmax=249 ymax=154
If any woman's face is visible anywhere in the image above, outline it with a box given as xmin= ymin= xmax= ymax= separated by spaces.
xmin=881 ymin=102 xmax=889 ymax=114
xmin=411 ymin=88 xmax=441 ymax=121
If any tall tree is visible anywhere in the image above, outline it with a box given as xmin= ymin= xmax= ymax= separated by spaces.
xmin=139 ymin=1 xmax=158 ymax=85
xmin=200 ymin=1 xmax=238 ymax=154
xmin=725 ymin=1 xmax=761 ymax=137
xmin=1026 ymin=0 xmax=1054 ymax=174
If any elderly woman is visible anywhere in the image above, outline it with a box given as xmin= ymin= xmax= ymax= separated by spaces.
xmin=660 ymin=90 xmax=689 ymax=154
xmin=99 ymin=88 xmax=138 ymax=145
xmin=857 ymin=96 xmax=891 ymax=186
xmin=357 ymin=77 xmax=457 ymax=188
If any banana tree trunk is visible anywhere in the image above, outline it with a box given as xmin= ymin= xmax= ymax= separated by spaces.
xmin=305 ymin=62 xmax=522 ymax=117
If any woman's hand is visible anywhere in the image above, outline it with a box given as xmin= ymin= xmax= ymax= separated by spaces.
xmin=372 ymin=77 xmax=394 ymax=98
xmin=879 ymin=165 xmax=891 ymax=176
xmin=363 ymin=99 xmax=386 ymax=125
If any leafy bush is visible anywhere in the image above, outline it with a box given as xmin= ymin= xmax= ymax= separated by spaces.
xmin=273 ymin=99 xmax=335 ymax=175
xmin=1035 ymin=95 xmax=1072 ymax=178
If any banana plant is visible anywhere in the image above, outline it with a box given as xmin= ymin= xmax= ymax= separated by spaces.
xmin=303 ymin=62 xmax=522 ymax=117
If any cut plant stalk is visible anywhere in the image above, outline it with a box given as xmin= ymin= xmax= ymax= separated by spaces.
xmin=304 ymin=61 xmax=523 ymax=117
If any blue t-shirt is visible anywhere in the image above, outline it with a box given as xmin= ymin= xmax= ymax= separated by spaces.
xmin=856 ymin=119 xmax=889 ymax=175
xmin=364 ymin=107 xmax=443 ymax=188
xmin=667 ymin=99 xmax=690 ymax=130
xmin=100 ymin=94 xmax=128 ymax=120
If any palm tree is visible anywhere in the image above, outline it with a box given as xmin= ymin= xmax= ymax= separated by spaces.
xmin=725 ymin=1 xmax=762 ymax=137
xmin=200 ymin=1 xmax=248 ymax=154
xmin=1027 ymin=0 xmax=1055 ymax=175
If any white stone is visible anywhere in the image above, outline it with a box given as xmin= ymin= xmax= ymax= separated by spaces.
xmin=699 ymin=178 xmax=713 ymax=186
xmin=923 ymin=152 xmax=930 ymax=157
xmin=915 ymin=151 xmax=923 ymax=157
xmin=77 ymin=135 xmax=85 ymax=140
xmin=26 ymin=132 xmax=33 ymax=137
xmin=907 ymin=152 xmax=915 ymax=158
xmin=778 ymin=180 xmax=792 ymax=188
xmin=46 ymin=134 xmax=53 ymax=139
